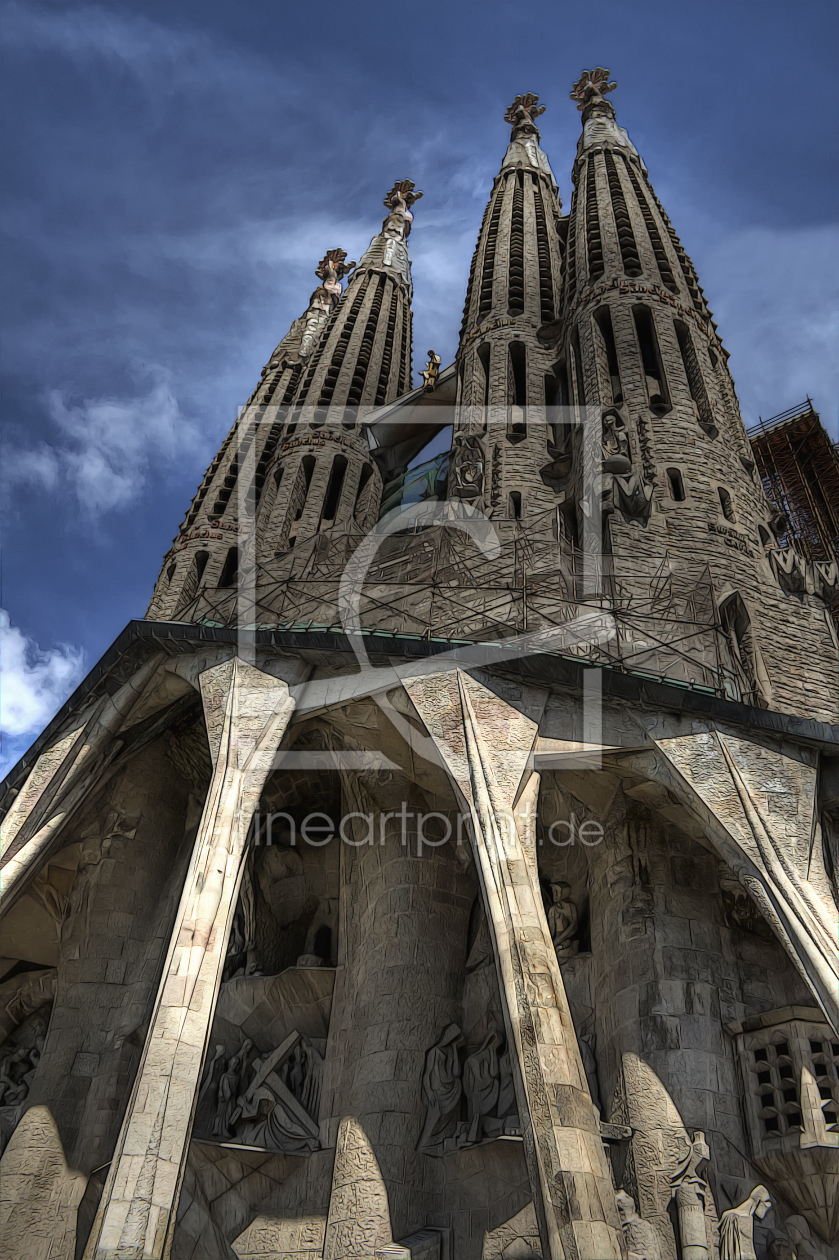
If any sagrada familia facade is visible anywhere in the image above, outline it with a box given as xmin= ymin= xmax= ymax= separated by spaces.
xmin=1 ymin=70 xmax=838 ymax=1260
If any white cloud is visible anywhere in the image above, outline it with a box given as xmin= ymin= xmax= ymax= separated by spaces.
xmin=0 ymin=611 xmax=85 ymax=745
xmin=4 ymin=368 xmax=205 ymax=516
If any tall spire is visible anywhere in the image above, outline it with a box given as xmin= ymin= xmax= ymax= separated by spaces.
xmin=561 ymin=67 xmax=816 ymax=712
xmin=145 ymin=248 xmax=355 ymax=621
xmin=290 ymin=179 xmax=422 ymax=421
xmin=452 ymin=94 xmax=564 ymax=523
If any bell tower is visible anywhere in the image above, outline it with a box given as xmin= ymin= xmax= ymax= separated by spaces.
xmin=451 ymin=95 xmax=565 ymax=525
xmin=561 ymin=67 xmax=838 ymax=715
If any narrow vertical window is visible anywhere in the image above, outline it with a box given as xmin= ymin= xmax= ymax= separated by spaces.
xmin=604 ymin=152 xmax=641 ymax=277
xmin=532 ymin=176 xmax=555 ymax=322
xmin=508 ymin=172 xmax=525 ymax=316
xmin=571 ymin=328 xmax=586 ymax=421
xmin=585 ymin=160 xmax=604 ymax=280
xmin=666 ymin=468 xmax=685 ymax=501
xmin=166 ymin=562 xmax=177 ymax=584
xmin=632 ymin=305 xmax=669 ymax=413
xmin=507 ymin=341 xmax=527 ymax=439
xmin=718 ymin=487 xmax=736 ymax=522
xmin=321 ymin=455 xmax=348 ymax=523
xmin=675 ymin=320 xmax=715 ymax=435
xmin=354 ymin=463 xmax=374 ymax=524
xmin=477 ymin=341 xmax=491 ymax=433
xmin=509 ymin=491 xmax=522 ymax=519
xmin=479 ymin=188 xmax=504 ymax=315
xmin=219 ymin=547 xmax=239 ymax=588
xmin=593 ymin=306 xmax=623 ymax=405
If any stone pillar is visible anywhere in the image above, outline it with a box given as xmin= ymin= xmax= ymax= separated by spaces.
xmin=82 ymin=658 xmax=296 ymax=1260
xmin=321 ymin=771 xmax=471 ymax=1257
xmin=405 ymin=670 xmax=624 ymax=1260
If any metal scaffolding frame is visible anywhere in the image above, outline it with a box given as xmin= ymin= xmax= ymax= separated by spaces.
xmin=178 ymin=508 xmax=747 ymax=699
xmin=748 ymin=400 xmax=839 ymax=566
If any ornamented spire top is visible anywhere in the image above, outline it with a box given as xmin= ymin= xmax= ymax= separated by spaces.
xmin=498 ymin=93 xmax=557 ymax=190
xmin=382 ymin=180 xmax=423 ymax=241
xmin=315 ymin=248 xmax=356 ymax=288
xmin=570 ymin=68 xmax=617 ymax=120
xmin=504 ymin=93 xmax=546 ymax=142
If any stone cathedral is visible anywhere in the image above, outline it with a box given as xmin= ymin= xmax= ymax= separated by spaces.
xmin=2 ymin=69 xmax=838 ymax=1260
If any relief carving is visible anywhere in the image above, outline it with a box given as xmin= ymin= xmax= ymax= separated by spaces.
xmin=418 ymin=1023 xmax=521 ymax=1154
xmin=546 ymin=881 xmax=579 ymax=960
xmin=199 ymin=1029 xmax=322 ymax=1154
xmin=718 ymin=1186 xmax=772 ymax=1260
xmin=449 ymin=432 xmax=486 ymax=503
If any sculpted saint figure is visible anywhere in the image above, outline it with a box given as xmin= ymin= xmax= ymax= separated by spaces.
xmin=547 ymin=881 xmax=579 ymax=959
xmin=671 ymin=1131 xmax=713 ymax=1260
xmin=718 ymin=1186 xmax=772 ymax=1260
xmin=213 ymin=1038 xmax=253 ymax=1138
xmin=417 ymin=1023 xmax=463 ymax=1149
xmin=616 ymin=1190 xmax=663 ymax=1260
xmin=449 ymin=433 xmax=485 ymax=501
xmin=463 ymin=1029 xmax=501 ymax=1144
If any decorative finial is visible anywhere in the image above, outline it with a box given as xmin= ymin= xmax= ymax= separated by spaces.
xmin=570 ymin=68 xmax=617 ymax=117
xmin=315 ymin=248 xmax=356 ymax=284
xmin=384 ymin=180 xmax=423 ymax=212
xmin=504 ymin=93 xmax=546 ymax=140
xmin=420 ymin=350 xmax=441 ymax=391
xmin=382 ymin=180 xmax=423 ymax=243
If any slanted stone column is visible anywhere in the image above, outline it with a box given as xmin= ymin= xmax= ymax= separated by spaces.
xmin=1 ymin=653 xmax=165 ymax=907
xmin=404 ymin=670 xmax=624 ymax=1260
xmin=82 ymin=658 xmax=296 ymax=1260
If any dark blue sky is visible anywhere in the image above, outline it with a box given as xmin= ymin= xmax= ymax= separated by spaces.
xmin=2 ymin=0 xmax=837 ymax=772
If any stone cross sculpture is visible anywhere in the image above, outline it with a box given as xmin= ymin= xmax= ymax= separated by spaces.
xmin=718 ymin=1186 xmax=772 ymax=1260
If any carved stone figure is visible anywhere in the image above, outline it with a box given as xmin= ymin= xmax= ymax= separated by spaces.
xmin=601 ymin=408 xmax=632 ymax=474
xmin=212 ymin=1038 xmax=253 ymax=1138
xmin=0 ymin=1046 xmax=31 ymax=1106
xmin=463 ymin=1029 xmax=501 ymax=1144
xmin=465 ymin=907 xmax=492 ymax=971
xmin=616 ymin=1190 xmax=663 ymax=1260
xmin=496 ymin=1044 xmax=517 ymax=1120
xmin=671 ymin=1131 xmax=714 ymax=1260
xmin=784 ymin=1216 xmax=829 ymax=1260
xmin=421 ymin=350 xmax=441 ymax=392
xmin=417 ymin=1024 xmax=463 ymax=1150
xmin=547 ymin=881 xmax=579 ymax=959
xmin=449 ymin=432 xmax=485 ymax=502
xmin=718 ymin=1186 xmax=772 ymax=1260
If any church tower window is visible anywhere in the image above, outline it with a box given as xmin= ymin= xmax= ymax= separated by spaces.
xmin=508 ymin=172 xmax=525 ymax=316
xmin=632 ymin=305 xmax=670 ymax=413
xmin=593 ymin=306 xmax=623 ymax=406
xmin=585 ymin=160 xmax=604 ymax=280
xmin=218 ymin=547 xmax=239 ymax=588
xmin=507 ymin=341 xmax=527 ymax=439
xmin=321 ymin=456 xmax=348 ymax=524
xmin=604 ymin=152 xmax=641 ymax=277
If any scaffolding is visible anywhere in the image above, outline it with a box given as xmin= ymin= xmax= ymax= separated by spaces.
xmin=748 ymin=400 xmax=839 ymax=566
xmin=178 ymin=508 xmax=752 ymax=701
